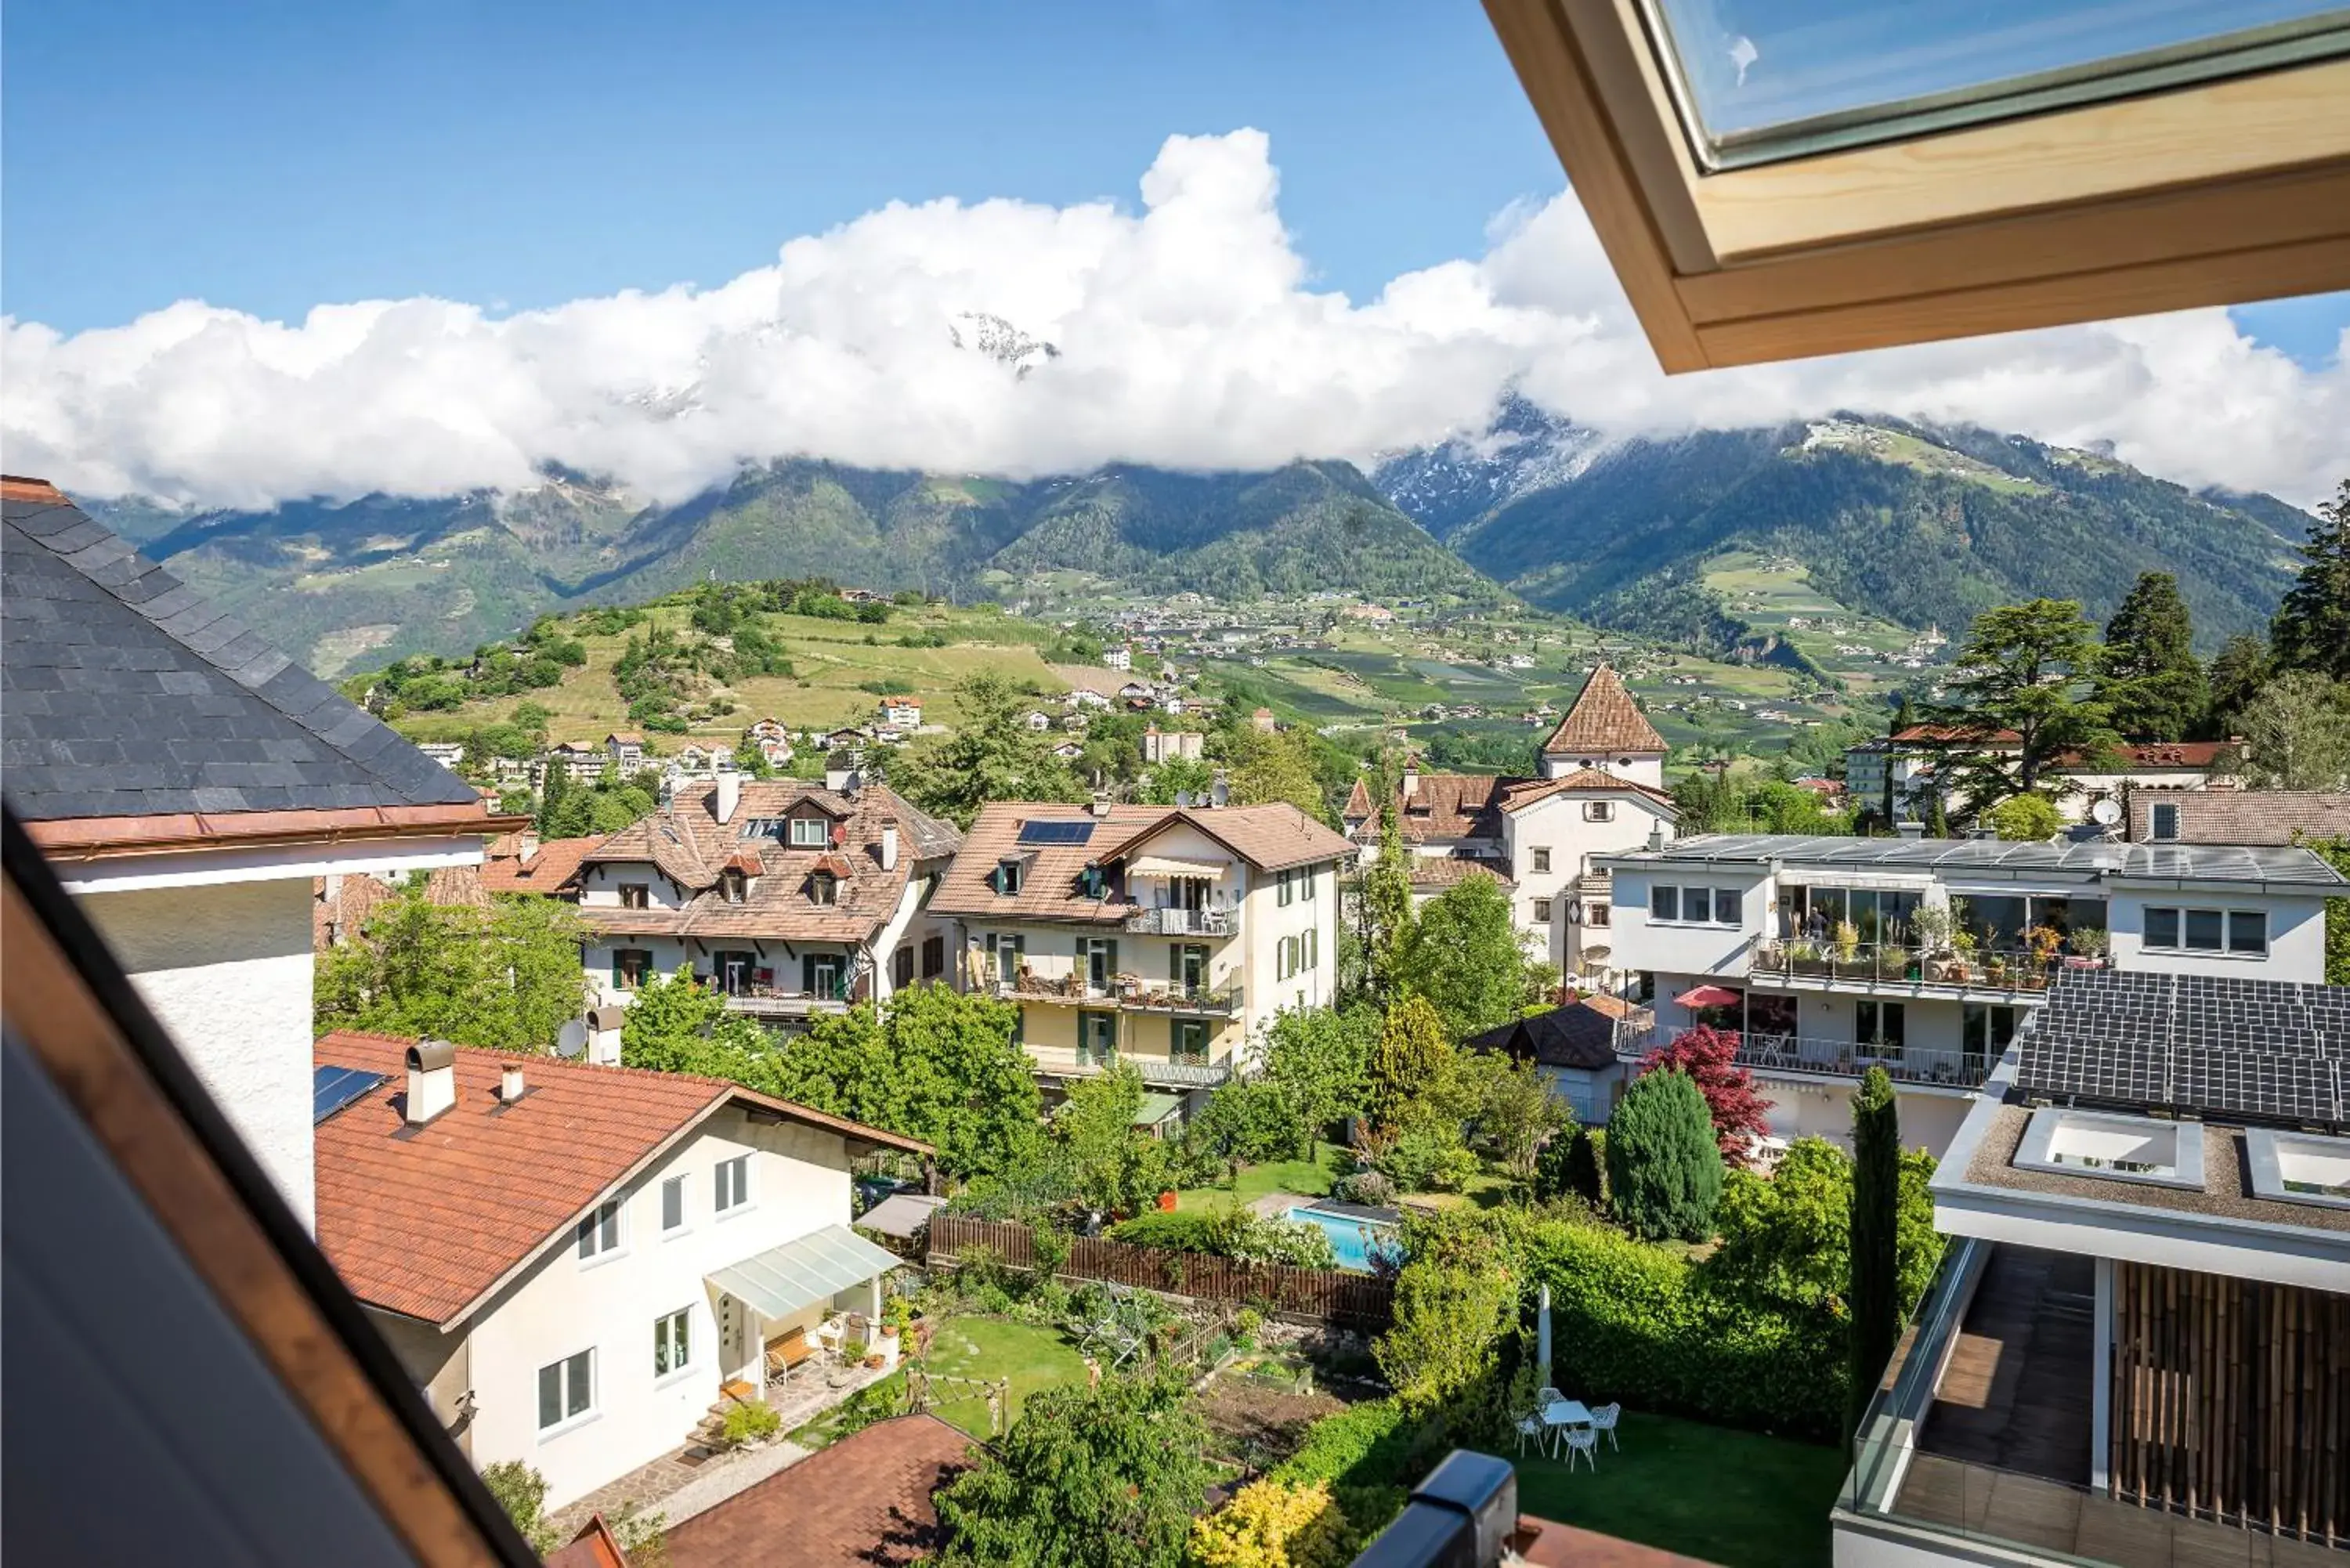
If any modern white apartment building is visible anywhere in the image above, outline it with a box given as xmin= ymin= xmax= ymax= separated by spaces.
xmin=1834 ymin=969 xmax=2347 ymax=1566
xmin=929 ymin=800 xmax=1350 ymax=1115
xmin=1596 ymin=833 xmax=2345 ymax=1157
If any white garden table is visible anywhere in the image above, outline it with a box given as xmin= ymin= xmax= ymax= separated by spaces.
xmin=1541 ymin=1397 xmax=1593 ymax=1457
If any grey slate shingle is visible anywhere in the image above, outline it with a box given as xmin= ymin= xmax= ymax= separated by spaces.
xmin=2 ymin=493 xmax=480 ymax=823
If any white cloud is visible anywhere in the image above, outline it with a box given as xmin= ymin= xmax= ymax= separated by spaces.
xmin=5 ymin=128 xmax=2344 ymax=512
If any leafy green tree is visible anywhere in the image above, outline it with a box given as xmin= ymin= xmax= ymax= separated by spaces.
xmin=1708 ymin=1136 xmax=1938 ymax=1317
xmin=1847 ymin=1067 xmax=1901 ymax=1446
xmin=935 ymin=1373 xmax=1212 ymax=1568
xmin=2207 ymin=633 xmax=2272 ymax=732
xmin=776 ymin=985 xmax=1040 ymax=1180
xmin=1603 ymin=1069 xmax=1723 ymax=1243
xmin=1395 ymin=876 xmax=1532 ymax=1038
xmin=314 ymin=893 xmax=591 ymax=1053
xmin=619 ymin=967 xmax=786 ymax=1088
xmin=1929 ymin=599 xmax=2117 ymax=812
xmin=887 ymin=669 xmax=1082 ymax=827
xmin=480 ymin=1461 xmax=559 ymax=1554
xmin=1535 ymin=1125 xmax=1605 ymax=1209
xmin=1987 ymin=793 xmax=2062 ymax=843
xmin=1459 ymin=1053 xmax=1571 ymax=1183
xmin=1222 ymin=725 xmax=1329 ymax=821
xmin=1367 ymin=995 xmax=1454 ymax=1135
xmin=1138 ymin=755 xmax=1214 ymax=805
xmin=2237 ymin=672 xmax=2350 ymax=790
xmin=2301 ymin=836 xmax=2350 ymax=985
xmin=1054 ymin=1063 xmax=1169 ymax=1216
xmin=1355 ymin=770 xmax=1415 ymax=1006
xmin=2271 ymin=479 xmax=2350 ymax=681
xmin=1376 ymin=1212 xmax=1516 ymax=1411
xmin=2095 ymin=572 xmax=2207 ymax=739
xmin=1258 ymin=1004 xmax=1375 ymax=1159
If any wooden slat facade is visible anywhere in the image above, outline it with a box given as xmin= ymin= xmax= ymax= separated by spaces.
xmin=2111 ymin=1262 xmax=2348 ymax=1547
xmin=926 ymin=1214 xmax=1395 ymax=1331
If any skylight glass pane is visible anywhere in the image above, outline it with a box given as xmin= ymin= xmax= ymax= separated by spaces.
xmin=1643 ymin=0 xmax=2350 ymax=168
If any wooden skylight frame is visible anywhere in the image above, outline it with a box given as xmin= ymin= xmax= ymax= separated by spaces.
xmin=1483 ymin=0 xmax=2350 ymax=370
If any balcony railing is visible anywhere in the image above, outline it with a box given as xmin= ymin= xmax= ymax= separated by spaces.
xmin=719 ymin=975 xmax=855 ymax=1015
xmin=1617 ymin=1025 xmax=1990 ymax=1090
xmin=1751 ymin=940 xmax=2106 ymax=996
xmin=1123 ymin=905 xmax=1235 ymax=937
xmin=990 ymin=970 xmax=1243 ymax=1015
xmin=1021 ymin=1045 xmax=1234 ymax=1089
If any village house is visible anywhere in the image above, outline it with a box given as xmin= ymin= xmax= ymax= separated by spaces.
xmin=1141 ymin=724 xmax=1205 ymax=764
xmin=2 ymin=476 xmax=515 ymax=1228
xmin=418 ymin=740 xmax=467 ymax=771
xmin=576 ymin=770 xmax=960 ymax=1026
xmin=313 ymin=1031 xmax=927 ymax=1510
xmin=479 ymin=831 xmax=602 ymax=898
xmin=877 ymin=698 xmax=921 ymax=730
xmin=606 ymin=732 xmax=646 ymax=775
xmin=930 ymin=800 xmax=1350 ymax=1118
xmin=540 ymin=740 xmax=610 ymax=786
xmin=1848 ymin=725 xmax=2243 ymax=824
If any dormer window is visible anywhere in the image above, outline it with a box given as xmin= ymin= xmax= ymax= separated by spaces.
xmin=810 ymin=872 xmax=837 ymax=905
xmin=720 ymin=869 xmax=747 ymax=904
xmin=1078 ymin=864 xmax=1108 ymax=901
xmin=790 ymin=817 xmax=829 ymax=847
xmin=994 ymin=858 xmax=1025 ymax=896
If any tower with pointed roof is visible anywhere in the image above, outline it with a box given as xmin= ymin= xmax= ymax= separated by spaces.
xmin=1539 ymin=663 xmax=1667 ymax=786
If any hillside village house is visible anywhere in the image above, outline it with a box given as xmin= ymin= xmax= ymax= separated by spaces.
xmin=2 ymin=477 xmax=517 ymax=1227
xmin=930 ymin=800 xmax=1350 ymax=1113
xmin=1596 ymin=832 xmax=2346 ymax=1157
xmin=577 ymin=771 xmax=960 ymax=1024
xmin=313 ymin=1030 xmax=927 ymax=1510
xmin=1833 ymin=969 xmax=2348 ymax=1565
xmin=1141 ymin=724 xmax=1205 ymax=764
xmin=606 ymin=731 xmax=646 ymax=774
xmin=1345 ymin=664 xmax=1678 ymax=981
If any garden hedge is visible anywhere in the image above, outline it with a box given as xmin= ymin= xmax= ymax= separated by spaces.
xmin=1520 ymin=1216 xmax=1846 ymax=1443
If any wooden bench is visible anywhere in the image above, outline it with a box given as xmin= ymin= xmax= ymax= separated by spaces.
xmin=765 ymin=1326 xmax=815 ymax=1378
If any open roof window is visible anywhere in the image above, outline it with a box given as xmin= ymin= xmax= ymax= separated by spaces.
xmin=2247 ymin=1128 xmax=2350 ymax=1209
xmin=2015 ymin=1106 xmax=2206 ymax=1190
xmin=1481 ymin=0 xmax=2350 ymax=370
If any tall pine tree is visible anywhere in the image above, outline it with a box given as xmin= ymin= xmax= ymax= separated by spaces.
xmin=1846 ymin=1067 xmax=1901 ymax=1449
xmin=2272 ymin=479 xmax=2350 ymax=681
xmin=1929 ymin=599 xmax=2118 ymax=812
xmin=2097 ymin=572 xmax=2207 ymax=739
xmin=2207 ymin=634 xmax=2273 ymax=735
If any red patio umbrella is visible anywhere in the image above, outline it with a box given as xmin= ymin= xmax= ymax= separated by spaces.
xmin=1672 ymin=984 xmax=1743 ymax=1010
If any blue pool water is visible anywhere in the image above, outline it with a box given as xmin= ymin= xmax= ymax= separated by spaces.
xmin=1285 ymin=1205 xmax=1401 ymax=1273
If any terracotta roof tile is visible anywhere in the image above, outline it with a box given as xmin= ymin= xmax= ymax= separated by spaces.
xmin=2127 ymin=789 xmax=2350 ymax=846
xmin=1394 ymin=774 xmax=1513 ymax=843
xmin=663 ymin=1414 xmax=974 ymax=1568
xmin=312 ymin=1031 xmax=927 ymax=1326
xmin=481 ymin=835 xmax=601 ymax=895
xmin=1542 ymin=664 xmax=1665 ymax=756
xmin=1407 ymin=856 xmax=1514 ymax=891
xmin=930 ymin=801 xmax=1351 ymax=922
xmin=1499 ymin=769 xmax=1678 ymax=814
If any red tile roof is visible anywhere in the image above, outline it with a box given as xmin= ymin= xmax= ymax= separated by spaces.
xmin=312 ymin=1031 xmax=928 ymax=1326
xmin=1891 ymin=724 xmax=2022 ymax=746
xmin=545 ymin=1515 xmax=631 ymax=1568
xmin=2126 ymin=789 xmax=2350 ymax=846
xmin=1408 ymin=856 xmax=1514 ymax=891
xmin=1395 ymin=773 xmax=1513 ymax=843
xmin=1542 ymin=664 xmax=1665 ymax=756
xmin=1499 ymin=768 xmax=1677 ymax=813
xmin=481 ymin=835 xmax=602 ymax=896
xmin=663 ymin=1414 xmax=974 ymax=1568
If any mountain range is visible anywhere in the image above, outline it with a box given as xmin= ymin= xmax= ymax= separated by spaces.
xmin=89 ymin=399 xmax=2313 ymax=676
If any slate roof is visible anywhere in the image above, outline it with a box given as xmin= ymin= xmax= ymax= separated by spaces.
xmin=2127 ymin=789 xmax=2350 ymax=846
xmin=1465 ymin=996 xmax=1635 ymax=1071
xmin=1542 ymin=664 xmax=1665 ymax=756
xmin=311 ymin=1031 xmax=928 ymax=1325
xmin=577 ymin=779 xmax=960 ymax=944
xmin=2 ymin=477 xmax=481 ymax=824
xmin=663 ymin=1413 xmax=973 ymax=1568
xmin=930 ymin=800 xmax=1352 ymax=923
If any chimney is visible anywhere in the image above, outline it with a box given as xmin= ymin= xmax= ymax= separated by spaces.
xmin=826 ymin=750 xmax=859 ymax=794
xmin=1401 ymin=762 xmax=1419 ymax=800
xmin=584 ymin=1005 xmax=624 ymax=1068
xmin=1090 ymin=793 xmax=1112 ymax=818
xmin=404 ymin=1039 xmax=457 ymax=1126
xmin=1647 ymin=821 xmax=1666 ymax=852
xmin=519 ymin=829 xmax=540 ymax=861
xmin=881 ymin=822 xmax=900 ymax=871
xmin=714 ymin=766 xmax=743 ymax=826
xmin=1896 ymin=818 xmax=1927 ymax=840
xmin=498 ymin=1064 xmax=527 ymax=1104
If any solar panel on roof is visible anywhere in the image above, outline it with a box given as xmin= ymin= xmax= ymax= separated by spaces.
xmin=1016 ymin=820 xmax=1096 ymax=846
xmin=313 ymin=1064 xmax=388 ymax=1125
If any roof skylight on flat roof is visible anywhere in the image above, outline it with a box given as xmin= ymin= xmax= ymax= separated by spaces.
xmin=2015 ymin=1106 xmax=2206 ymax=1190
xmin=1640 ymin=0 xmax=2350 ymax=169
xmin=2246 ymin=1128 xmax=2350 ymax=1209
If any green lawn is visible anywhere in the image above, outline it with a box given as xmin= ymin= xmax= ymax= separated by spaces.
xmin=785 ymin=1314 xmax=1092 ymax=1448
xmin=1510 ymin=1411 xmax=1846 ymax=1568
xmin=1175 ymin=1143 xmax=1348 ymax=1212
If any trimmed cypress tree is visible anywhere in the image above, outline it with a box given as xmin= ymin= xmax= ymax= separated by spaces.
xmin=1565 ymin=1126 xmax=1607 ymax=1209
xmin=1847 ymin=1066 xmax=1902 ymax=1447
xmin=1603 ymin=1069 xmax=1723 ymax=1242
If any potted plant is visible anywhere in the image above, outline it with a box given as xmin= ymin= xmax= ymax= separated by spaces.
xmin=2024 ymin=924 xmax=2063 ymax=967
xmin=1881 ymin=942 xmax=1914 ymax=981
xmin=842 ymin=1336 xmax=867 ymax=1365
xmin=1911 ymin=902 xmax=1954 ymax=958
xmin=1833 ymin=919 xmax=1861 ymax=966
xmin=2067 ymin=927 xmax=2110 ymax=967
xmin=1985 ymin=953 xmax=2009 ymax=985
xmin=1789 ymin=938 xmax=1824 ymax=976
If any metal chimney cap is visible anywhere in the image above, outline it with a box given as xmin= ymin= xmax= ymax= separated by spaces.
xmin=406 ymin=1039 xmax=457 ymax=1074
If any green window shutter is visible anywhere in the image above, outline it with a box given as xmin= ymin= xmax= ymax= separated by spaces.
xmin=612 ymin=952 xmax=625 ymax=989
xmin=801 ymin=953 xmax=817 ymax=994
xmin=1170 ymin=944 xmax=1184 ymax=983
xmin=1105 ymin=938 xmax=1119 ymax=977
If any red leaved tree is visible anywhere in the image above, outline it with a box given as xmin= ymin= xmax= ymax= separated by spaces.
xmin=1638 ymin=1026 xmax=1771 ymax=1169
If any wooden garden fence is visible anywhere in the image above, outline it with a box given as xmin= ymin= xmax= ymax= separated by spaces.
xmin=926 ymin=1214 xmax=1394 ymax=1332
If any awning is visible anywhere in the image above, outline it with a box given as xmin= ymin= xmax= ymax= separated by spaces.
xmin=854 ymin=1192 xmax=946 ymax=1240
xmin=707 ymin=1224 xmax=899 ymax=1320
xmin=1133 ymin=1091 xmax=1186 ymax=1126
xmin=1128 ymin=855 xmax=1225 ymax=879
xmin=1673 ymin=984 xmax=1743 ymax=1010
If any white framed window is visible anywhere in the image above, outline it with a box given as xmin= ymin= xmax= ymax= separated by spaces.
xmin=576 ymin=1198 xmax=623 ymax=1262
xmin=1588 ymin=901 xmax=1611 ymax=927
xmin=1682 ymin=887 xmax=1712 ymax=923
xmin=537 ymin=1348 xmax=595 ymax=1433
xmin=660 ymin=1174 xmax=688 ymax=1234
xmin=1533 ymin=898 xmax=1553 ymax=923
xmin=1710 ymin=888 xmax=1739 ymax=924
xmin=1582 ymin=802 xmax=1614 ymax=823
xmin=653 ymin=1308 xmax=693 ymax=1380
xmin=1531 ymin=847 xmax=1553 ymax=874
xmin=714 ymin=1154 xmax=751 ymax=1216
xmin=1277 ymin=867 xmax=1296 ymax=906
xmin=790 ymin=817 xmax=829 ymax=847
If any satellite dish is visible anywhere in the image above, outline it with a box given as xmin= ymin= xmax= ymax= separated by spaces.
xmin=2090 ymin=798 xmax=2122 ymax=826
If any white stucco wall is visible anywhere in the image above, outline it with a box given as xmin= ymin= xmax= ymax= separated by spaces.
xmin=79 ymin=878 xmax=319 ymax=1228
xmin=2106 ymin=887 xmax=2326 ymax=983
xmin=1607 ymin=867 xmax=1769 ymax=978
xmin=1241 ymin=854 xmax=1336 ymax=1024
xmin=1503 ymin=790 xmax=1672 ymax=970
xmin=447 ymin=1107 xmax=862 ymax=1509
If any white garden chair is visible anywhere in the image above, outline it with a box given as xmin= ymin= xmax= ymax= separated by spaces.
xmin=1515 ymin=1412 xmax=1549 ymax=1458
xmin=1589 ymin=1402 xmax=1622 ymax=1451
xmin=1561 ymin=1425 xmax=1600 ymax=1472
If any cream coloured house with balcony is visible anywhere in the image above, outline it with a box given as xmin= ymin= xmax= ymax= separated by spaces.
xmin=930 ymin=800 xmax=1350 ymax=1115
xmin=1596 ymin=833 xmax=2345 ymax=1157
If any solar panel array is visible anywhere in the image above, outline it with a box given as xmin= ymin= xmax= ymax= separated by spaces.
xmin=312 ymin=1064 xmax=389 ymax=1125
xmin=2013 ymin=970 xmax=2348 ymax=1128
xmin=1016 ymin=819 xmax=1096 ymax=847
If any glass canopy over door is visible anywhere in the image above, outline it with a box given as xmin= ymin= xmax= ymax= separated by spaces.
xmin=1641 ymin=0 xmax=2350 ymax=168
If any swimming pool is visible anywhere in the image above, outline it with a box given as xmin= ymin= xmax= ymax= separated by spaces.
xmin=1285 ymin=1205 xmax=1401 ymax=1273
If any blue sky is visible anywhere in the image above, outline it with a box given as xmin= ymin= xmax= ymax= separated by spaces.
xmin=8 ymin=0 xmax=2343 ymax=368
